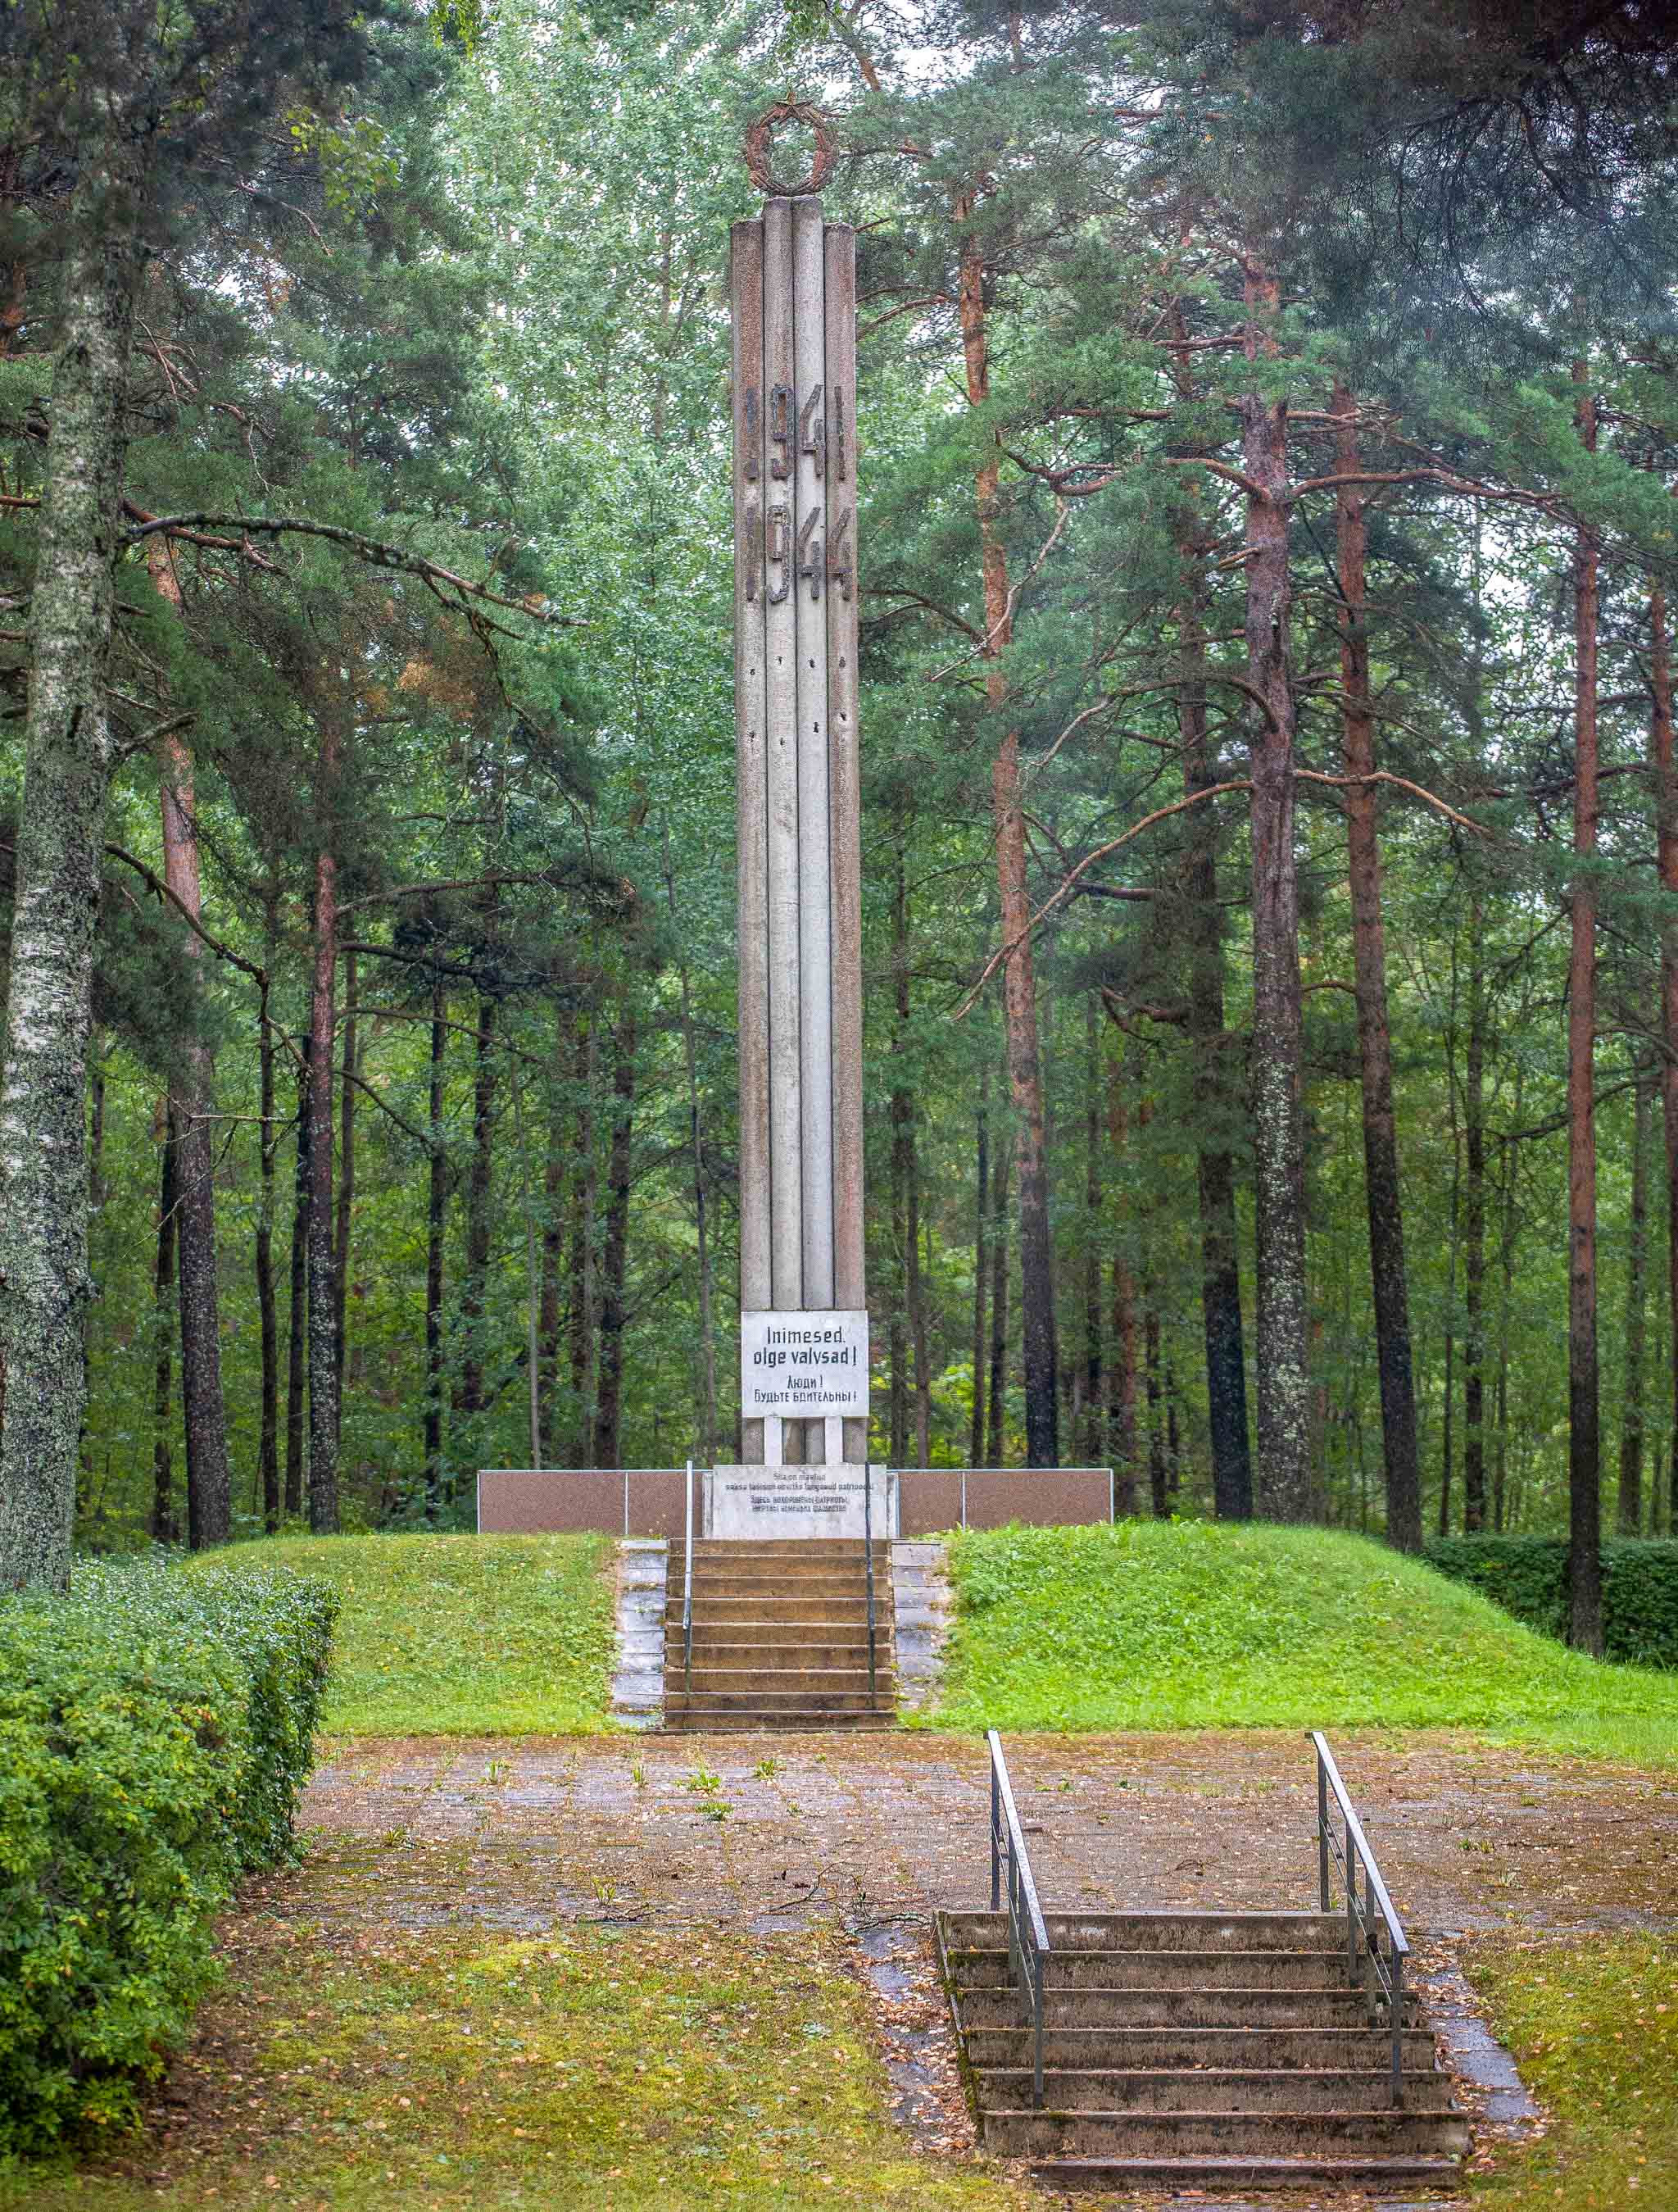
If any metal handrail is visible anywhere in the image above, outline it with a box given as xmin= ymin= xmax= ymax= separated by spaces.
xmin=987 ymin=1729 xmax=1050 ymax=2106
xmin=682 ymin=1459 xmax=695 ymax=1694
xmin=864 ymin=1462 xmax=878 ymax=1701
xmin=1310 ymin=1732 xmax=1410 ymax=2103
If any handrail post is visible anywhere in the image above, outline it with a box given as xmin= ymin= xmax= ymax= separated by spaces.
xmin=1317 ymin=1746 xmax=1331 ymax=1911
xmin=1032 ymin=1950 xmax=1045 ymax=2105
xmin=1391 ymin=1945 xmax=1405 ymax=2105
xmin=682 ymin=1458 xmax=695 ymax=1696
xmin=990 ymin=1754 xmax=1000 ymax=1910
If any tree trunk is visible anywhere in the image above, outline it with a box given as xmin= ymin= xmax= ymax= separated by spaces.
xmin=958 ymin=208 xmax=1059 ymax=1466
xmin=568 ymin=1008 xmax=598 ymax=1465
xmin=333 ymin=949 xmax=357 ymax=1429
xmin=285 ymin=1042 xmax=308 ymax=1520
xmin=306 ymin=745 xmax=342 ymax=1536
xmin=151 ymin=1120 xmax=179 ymax=1546
xmin=1567 ymin=369 xmax=1603 ymax=1655
xmin=0 ymin=120 xmax=150 ymax=1589
xmin=460 ymin=993 xmax=497 ymax=1424
xmin=1494 ymin=1108 xmax=1522 ymax=1534
xmin=970 ymin=1067 xmax=990 ymax=1467
xmin=1107 ymin=1056 xmax=1141 ymax=1515
xmin=1652 ymin=579 xmax=1678 ymax=1560
xmin=537 ymin=998 xmax=569 ymax=1469
xmin=1145 ymin=1302 xmax=1167 ymax=1517
xmin=148 ymin=542 xmax=231 ymax=1551
xmin=986 ymin=1137 xmax=1011 ymax=1465
xmin=1333 ymin=391 xmax=1422 ymax=1550
xmin=591 ymin=998 xmax=637 ymax=1469
xmin=1618 ymin=1073 xmax=1652 ymax=1535
xmin=891 ymin=843 xmax=931 ymax=1466
xmin=1082 ymin=995 xmax=1104 ymax=1465
xmin=1463 ymin=906 xmax=1488 ymax=1532
xmin=256 ymin=956 xmax=279 ymax=1531
xmin=424 ymin=963 xmax=448 ymax=1512
xmin=1175 ymin=488 xmax=1254 ymax=1519
xmin=1240 ymin=261 xmax=1310 ymax=1521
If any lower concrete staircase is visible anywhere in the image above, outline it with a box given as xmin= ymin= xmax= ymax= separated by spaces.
xmin=664 ymin=1538 xmax=896 ymax=1733
xmin=938 ymin=1907 xmax=1467 ymax=2192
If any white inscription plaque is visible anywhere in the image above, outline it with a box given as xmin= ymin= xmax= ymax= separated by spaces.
xmin=741 ymin=1306 xmax=868 ymax=1418
xmin=706 ymin=1462 xmax=894 ymax=1540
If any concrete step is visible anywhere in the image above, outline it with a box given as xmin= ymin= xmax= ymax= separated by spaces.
xmin=973 ymin=2067 xmax=1458 ymax=2114
xmin=946 ymin=1909 xmax=1348 ymax=1954
xmin=1030 ymin=2155 xmax=1465 ymax=2193
xmin=953 ymin=1987 xmax=1419 ymax=2030
xmin=665 ymin=1667 xmax=892 ymax=1693
xmin=675 ymin=1638 xmax=887 ymax=1668
xmin=947 ymin=1946 xmax=1354 ymax=1992
xmin=980 ymin=2106 xmax=1472 ymax=2160
xmin=672 ymin=1574 xmax=879 ymax=1592
xmin=668 ymin=1542 xmax=891 ymax=1560
xmin=664 ymin=1688 xmax=896 ymax=1715
xmin=665 ymin=1596 xmax=880 ymax=1624
xmin=662 ymin=1709 xmax=898 ymax=1733
xmin=960 ymin=2024 xmax=1441 ymax=2071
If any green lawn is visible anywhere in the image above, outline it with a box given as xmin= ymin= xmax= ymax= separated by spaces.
xmin=192 ymin=1533 xmax=616 ymax=1735
xmin=928 ymin=1521 xmax=1678 ymax=1760
xmin=0 ymin=1924 xmax=1030 ymax=2212
xmin=1467 ymin=1935 xmax=1677 ymax=2210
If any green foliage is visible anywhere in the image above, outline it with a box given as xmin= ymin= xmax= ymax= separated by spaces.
xmin=930 ymin=1522 xmax=1678 ymax=1737
xmin=1427 ymin=1538 xmax=1678 ymax=1670
xmin=197 ymin=1533 xmax=615 ymax=1735
xmin=0 ymin=1560 xmax=334 ymax=2152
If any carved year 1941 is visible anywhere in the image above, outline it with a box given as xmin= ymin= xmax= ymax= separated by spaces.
xmin=738 ymin=380 xmax=853 ymax=606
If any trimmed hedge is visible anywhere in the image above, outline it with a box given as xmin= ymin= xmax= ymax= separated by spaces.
xmin=1426 ymin=1537 xmax=1678 ymax=1669
xmin=0 ymin=1557 xmax=336 ymax=2152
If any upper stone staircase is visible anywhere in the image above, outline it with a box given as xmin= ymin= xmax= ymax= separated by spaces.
xmin=663 ymin=1537 xmax=896 ymax=1732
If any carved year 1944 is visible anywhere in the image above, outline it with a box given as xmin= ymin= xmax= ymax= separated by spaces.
xmin=738 ymin=381 xmax=853 ymax=606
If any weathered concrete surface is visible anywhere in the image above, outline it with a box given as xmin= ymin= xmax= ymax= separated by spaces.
xmin=609 ymin=1537 xmax=665 ymax=1728
xmin=294 ymin=1729 xmax=1678 ymax=1943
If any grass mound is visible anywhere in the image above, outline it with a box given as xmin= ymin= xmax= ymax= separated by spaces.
xmin=1471 ymin=1934 xmax=1677 ymax=2210
xmin=930 ymin=1521 xmax=1678 ymax=1756
xmin=192 ymin=1533 xmax=615 ymax=1736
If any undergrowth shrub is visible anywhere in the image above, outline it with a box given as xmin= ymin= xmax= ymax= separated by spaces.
xmin=1426 ymin=1537 xmax=1678 ymax=1669
xmin=0 ymin=1558 xmax=335 ymax=2153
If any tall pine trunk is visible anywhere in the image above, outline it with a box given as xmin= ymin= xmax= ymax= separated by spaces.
xmin=958 ymin=209 xmax=1059 ymax=1465
xmin=333 ymin=950 xmax=357 ymax=1428
xmin=306 ymin=738 xmax=342 ymax=1536
xmin=284 ymin=1043 xmax=308 ymax=1519
xmin=1082 ymin=996 xmax=1104 ymax=1465
xmin=460 ymin=994 xmax=497 ymax=1424
xmin=256 ymin=957 xmax=279 ymax=1530
xmin=970 ymin=1067 xmax=990 ymax=1466
xmin=1652 ymin=580 xmax=1678 ymax=1553
xmin=1240 ymin=261 xmax=1310 ymax=1520
xmin=591 ymin=999 xmax=637 ymax=1469
xmin=151 ymin=1121 xmax=179 ymax=1545
xmin=1333 ymin=392 xmax=1422 ymax=1550
xmin=1567 ymin=370 xmax=1603 ymax=1654
xmin=0 ymin=114 xmax=150 ymax=1588
xmin=1463 ymin=911 xmax=1488 ymax=1532
xmin=424 ymin=964 xmax=448 ymax=1512
xmin=1618 ymin=1074 xmax=1651 ymax=1535
xmin=537 ymin=998 xmax=569 ymax=1468
xmin=986 ymin=1136 xmax=1011 ymax=1465
xmin=1106 ymin=1053 xmax=1141 ymax=1515
xmin=1177 ymin=506 xmax=1253 ymax=1519
xmin=568 ymin=1008 xmax=598 ymax=1464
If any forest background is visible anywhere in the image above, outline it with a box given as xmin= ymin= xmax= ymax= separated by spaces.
xmin=3 ymin=0 xmax=1677 ymax=1646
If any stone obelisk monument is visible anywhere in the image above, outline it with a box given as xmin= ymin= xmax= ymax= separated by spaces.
xmin=726 ymin=105 xmax=870 ymax=1508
